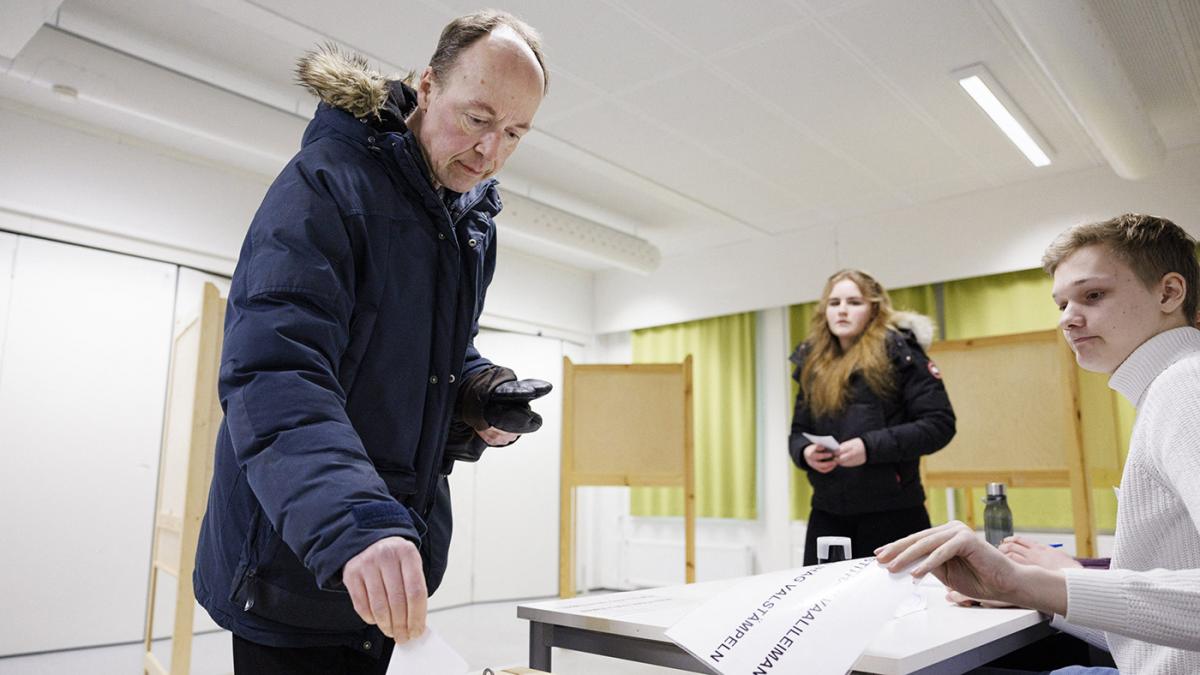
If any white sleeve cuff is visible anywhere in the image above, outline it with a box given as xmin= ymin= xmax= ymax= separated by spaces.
xmin=1063 ymin=567 xmax=1132 ymax=635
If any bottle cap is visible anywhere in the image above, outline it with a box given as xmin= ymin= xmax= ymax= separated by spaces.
xmin=986 ymin=482 xmax=1007 ymax=497
xmin=816 ymin=536 xmax=852 ymax=563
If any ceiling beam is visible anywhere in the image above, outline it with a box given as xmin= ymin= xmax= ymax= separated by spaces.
xmin=993 ymin=0 xmax=1165 ymax=179
xmin=1 ymin=0 xmax=64 ymax=59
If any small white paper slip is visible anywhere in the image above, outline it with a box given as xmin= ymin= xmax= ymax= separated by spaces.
xmin=665 ymin=558 xmax=915 ymax=675
xmin=392 ymin=625 xmax=469 ymax=675
xmin=801 ymin=432 xmax=840 ymax=452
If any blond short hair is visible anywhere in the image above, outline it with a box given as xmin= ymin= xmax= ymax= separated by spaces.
xmin=1042 ymin=213 xmax=1199 ymax=323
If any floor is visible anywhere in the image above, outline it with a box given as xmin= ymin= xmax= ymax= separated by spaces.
xmin=0 ymin=597 xmax=677 ymax=675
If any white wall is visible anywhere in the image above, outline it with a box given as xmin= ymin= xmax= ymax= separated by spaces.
xmin=483 ymin=247 xmax=594 ymax=340
xmin=0 ymin=236 xmax=176 ymax=656
xmin=0 ymin=232 xmax=15 ymax=346
xmin=0 ymin=100 xmax=597 ymax=339
xmin=595 ymin=143 xmax=1200 ymax=332
xmin=0 ymin=103 xmax=266 ymax=275
xmin=755 ymin=308 xmax=795 ymax=572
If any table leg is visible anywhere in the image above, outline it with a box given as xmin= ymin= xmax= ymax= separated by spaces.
xmin=529 ymin=621 xmax=553 ymax=671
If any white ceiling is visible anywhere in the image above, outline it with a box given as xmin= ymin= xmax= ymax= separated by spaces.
xmin=5 ymin=0 xmax=1200 ymax=271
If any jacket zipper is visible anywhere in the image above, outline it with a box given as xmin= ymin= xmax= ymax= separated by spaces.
xmin=418 ymin=187 xmax=492 ymax=522
xmin=374 ymin=133 xmax=494 ymax=523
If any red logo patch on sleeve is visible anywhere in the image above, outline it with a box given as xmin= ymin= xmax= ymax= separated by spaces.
xmin=927 ymin=361 xmax=943 ymax=379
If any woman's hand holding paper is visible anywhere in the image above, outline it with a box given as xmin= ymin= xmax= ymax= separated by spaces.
xmin=803 ymin=443 xmax=838 ymax=473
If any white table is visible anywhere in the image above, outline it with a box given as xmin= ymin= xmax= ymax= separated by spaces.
xmin=517 ymin=577 xmax=1054 ymax=674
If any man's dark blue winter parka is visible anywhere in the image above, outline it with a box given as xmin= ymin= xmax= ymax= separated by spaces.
xmin=194 ymin=50 xmax=500 ymax=654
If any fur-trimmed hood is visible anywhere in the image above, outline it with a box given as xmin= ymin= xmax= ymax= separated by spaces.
xmin=891 ymin=311 xmax=935 ymax=350
xmin=295 ymin=45 xmax=413 ymax=121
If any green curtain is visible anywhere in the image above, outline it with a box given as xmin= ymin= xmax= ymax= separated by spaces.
xmin=941 ymin=268 xmax=1128 ymax=532
xmin=630 ymin=312 xmax=757 ymax=519
xmin=787 ymin=284 xmax=939 ymax=520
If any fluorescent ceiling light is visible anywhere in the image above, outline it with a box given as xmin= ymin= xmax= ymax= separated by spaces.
xmin=955 ymin=65 xmax=1052 ymax=167
xmin=498 ymin=190 xmax=661 ymax=274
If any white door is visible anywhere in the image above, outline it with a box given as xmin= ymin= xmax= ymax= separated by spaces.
xmin=467 ymin=330 xmax=564 ymax=602
xmin=0 ymin=236 xmax=176 ymax=655
xmin=0 ymin=232 xmax=15 ymax=355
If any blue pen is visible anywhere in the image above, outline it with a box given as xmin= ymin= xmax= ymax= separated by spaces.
xmin=1049 ymin=543 xmax=1064 ymax=548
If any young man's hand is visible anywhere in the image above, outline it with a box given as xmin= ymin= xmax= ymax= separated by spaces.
xmin=999 ymin=535 xmax=1083 ymax=570
xmin=874 ymin=521 xmax=1068 ymax=616
xmin=343 ymin=537 xmax=427 ymax=642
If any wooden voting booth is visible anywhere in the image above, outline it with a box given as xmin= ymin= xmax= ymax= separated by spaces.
xmin=143 ymin=283 xmax=226 ymax=675
xmin=559 ymin=356 xmax=694 ymax=598
xmin=923 ymin=330 xmax=1098 ymax=556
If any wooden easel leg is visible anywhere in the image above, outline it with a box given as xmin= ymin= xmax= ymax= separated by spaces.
xmin=1069 ymin=473 xmax=1097 ymax=558
xmin=963 ymin=488 xmax=976 ymax=529
xmin=143 ymin=562 xmax=159 ymax=673
xmin=559 ymin=483 xmax=575 ymax=598
xmin=684 ymin=484 xmax=695 ymax=584
xmin=169 ymin=569 xmax=196 ymax=675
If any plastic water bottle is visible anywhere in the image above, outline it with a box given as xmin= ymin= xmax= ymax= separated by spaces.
xmin=983 ymin=482 xmax=1013 ymax=546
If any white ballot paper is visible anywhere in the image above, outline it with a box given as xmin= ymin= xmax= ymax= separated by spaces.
xmin=391 ymin=625 xmax=468 ymax=674
xmin=801 ymin=432 xmax=840 ymax=452
xmin=665 ymin=558 xmax=916 ymax=675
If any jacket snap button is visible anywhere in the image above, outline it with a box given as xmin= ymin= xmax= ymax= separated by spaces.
xmin=449 ymin=374 xmax=456 ymax=383
xmin=438 ymin=233 xmax=446 ymax=240
xmin=362 ymin=640 xmax=372 ymax=650
xmin=429 ymin=375 xmax=438 ymax=384
xmin=468 ymin=238 xmax=477 ymax=247
xmin=367 ymin=136 xmax=375 ymax=143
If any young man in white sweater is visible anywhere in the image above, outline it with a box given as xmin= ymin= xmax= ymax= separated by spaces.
xmin=876 ymin=213 xmax=1200 ymax=674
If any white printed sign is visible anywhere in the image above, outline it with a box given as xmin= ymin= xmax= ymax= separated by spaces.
xmin=665 ymin=558 xmax=917 ymax=675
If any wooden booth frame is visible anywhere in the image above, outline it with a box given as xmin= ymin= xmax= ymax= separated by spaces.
xmin=558 ymin=356 xmax=695 ymax=598
xmin=922 ymin=329 xmax=1098 ymax=557
xmin=143 ymin=283 xmax=226 ymax=675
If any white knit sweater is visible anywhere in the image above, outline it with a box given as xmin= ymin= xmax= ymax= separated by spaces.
xmin=1062 ymin=326 xmax=1200 ymax=673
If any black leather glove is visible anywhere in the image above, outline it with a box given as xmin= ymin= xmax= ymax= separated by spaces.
xmin=442 ymin=366 xmax=553 ymax=469
xmin=459 ymin=366 xmax=552 ymax=434
xmin=484 ymin=378 xmax=553 ymax=432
